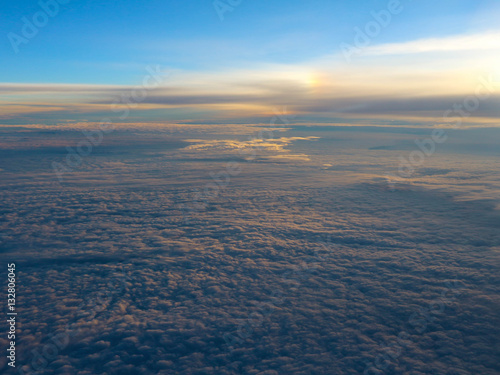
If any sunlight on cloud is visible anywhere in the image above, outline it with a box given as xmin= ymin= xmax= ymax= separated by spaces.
xmin=183 ymin=136 xmax=319 ymax=162
xmin=1 ymin=31 xmax=499 ymax=127
xmin=184 ymin=136 xmax=319 ymax=153
xmin=359 ymin=31 xmax=500 ymax=56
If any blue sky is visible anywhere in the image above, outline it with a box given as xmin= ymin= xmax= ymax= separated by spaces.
xmin=0 ymin=0 xmax=499 ymax=126
xmin=1 ymin=0 xmax=496 ymax=84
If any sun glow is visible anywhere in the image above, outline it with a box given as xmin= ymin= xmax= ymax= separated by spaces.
xmin=298 ymin=72 xmax=322 ymax=89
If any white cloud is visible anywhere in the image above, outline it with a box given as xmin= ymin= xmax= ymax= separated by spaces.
xmin=360 ymin=30 xmax=500 ymax=56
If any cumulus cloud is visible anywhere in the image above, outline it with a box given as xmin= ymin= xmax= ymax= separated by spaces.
xmin=1 ymin=125 xmax=499 ymax=374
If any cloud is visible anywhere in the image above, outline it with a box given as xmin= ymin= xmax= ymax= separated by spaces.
xmin=1 ymin=125 xmax=500 ymax=374
xmin=184 ymin=136 xmax=319 ymax=152
xmin=2 ymin=31 xmax=500 ymax=126
xmin=360 ymin=30 xmax=500 ymax=56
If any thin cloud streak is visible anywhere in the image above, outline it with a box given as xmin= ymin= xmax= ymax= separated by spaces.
xmin=1 ymin=31 xmax=499 ymax=126
xmin=359 ymin=30 xmax=500 ymax=56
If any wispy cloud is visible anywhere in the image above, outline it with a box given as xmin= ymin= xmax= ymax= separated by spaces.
xmin=359 ymin=30 xmax=500 ymax=56
xmin=1 ymin=31 xmax=499 ymax=127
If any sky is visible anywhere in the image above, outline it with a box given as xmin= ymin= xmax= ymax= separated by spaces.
xmin=1 ymin=2 xmax=500 ymax=374
xmin=1 ymin=0 xmax=499 ymax=125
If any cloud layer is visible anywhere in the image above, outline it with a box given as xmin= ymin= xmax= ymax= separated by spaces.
xmin=2 ymin=31 xmax=499 ymax=127
xmin=1 ymin=125 xmax=499 ymax=374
